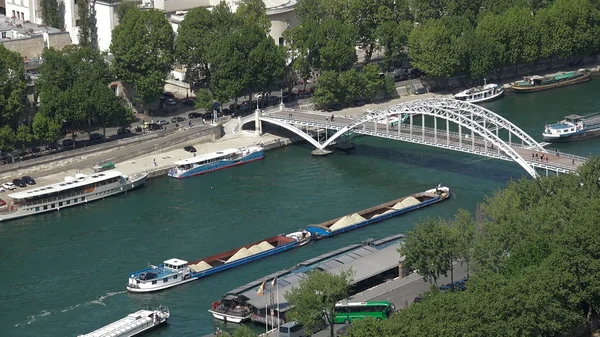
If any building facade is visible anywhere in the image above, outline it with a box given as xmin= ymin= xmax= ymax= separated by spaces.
xmin=3 ymin=0 xmax=40 ymax=23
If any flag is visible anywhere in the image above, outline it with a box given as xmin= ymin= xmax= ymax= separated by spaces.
xmin=271 ymin=276 xmax=277 ymax=288
xmin=257 ymin=279 xmax=266 ymax=296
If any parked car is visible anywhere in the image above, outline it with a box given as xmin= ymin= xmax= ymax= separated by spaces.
xmin=61 ymin=139 xmax=76 ymax=147
xmin=147 ymin=123 xmax=163 ymax=131
xmin=12 ymin=179 xmax=26 ymax=187
xmin=184 ymin=146 xmax=197 ymax=153
xmin=157 ymin=120 xmax=169 ymax=126
xmin=167 ymin=98 xmax=177 ymax=106
xmin=21 ymin=176 xmax=36 ymax=185
xmin=0 ymin=198 xmax=5 ymax=206
xmin=188 ymin=112 xmax=203 ymax=119
xmin=2 ymin=182 xmax=16 ymax=190
xmin=117 ymin=127 xmax=132 ymax=135
xmin=89 ymin=133 xmax=104 ymax=142
xmin=171 ymin=116 xmax=186 ymax=123
xmin=182 ymin=98 xmax=195 ymax=106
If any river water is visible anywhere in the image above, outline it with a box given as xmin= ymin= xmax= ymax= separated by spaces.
xmin=2 ymin=80 xmax=599 ymax=336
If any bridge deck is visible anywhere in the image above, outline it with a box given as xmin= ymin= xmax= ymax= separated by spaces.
xmin=240 ymin=108 xmax=587 ymax=175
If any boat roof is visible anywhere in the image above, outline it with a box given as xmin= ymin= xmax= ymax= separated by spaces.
xmin=80 ymin=309 xmax=156 ymax=337
xmin=9 ymin=170 xmax=122 ymax=199
xmin=174 ymin=148 xmax=239 ymax=165
xmin=164 ymin=258 xmax=188 ymax=266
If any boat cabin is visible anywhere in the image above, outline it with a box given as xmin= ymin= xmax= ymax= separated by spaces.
xmin=163 ymin=258 xmax=189 ymax=271
xmin=173 ymin=149 xmax=239 ymax=170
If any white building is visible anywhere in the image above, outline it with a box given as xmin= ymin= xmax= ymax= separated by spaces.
xmin=3 ymin=0 xmax=41 ymax=23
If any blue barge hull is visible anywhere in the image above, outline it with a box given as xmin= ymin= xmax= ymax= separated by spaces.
xmin=306 ymin=187 xmax=450 ymax=239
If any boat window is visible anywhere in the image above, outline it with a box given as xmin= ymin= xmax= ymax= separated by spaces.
xmin=163 ymin=278 xmax=168 ymax=283
xmin=152 ymin=280 xmax=157 ymax=285
xmin=59 ymin=202 xmax=63 ymax=207
xmin=66 ymin=200 xmax=70 ymax=205
xmin=173 ymin=275 xmax=178 ymax=279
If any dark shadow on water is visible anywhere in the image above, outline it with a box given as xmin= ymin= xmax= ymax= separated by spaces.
xmin=330 ymin=142 xmax=525 ymax=183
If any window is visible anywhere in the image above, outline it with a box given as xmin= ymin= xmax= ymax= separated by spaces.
xmin=1 ymin=32 xmax=5 ymax=38
xmin=152 ymin=280 xmax=157 ymax=285
xmin=21 ymin=12 xmax=24 ymax=20
xmin=12 ymin=10 xmax=15 ymax=18
xmin=51 ymin=204 xmax=55 ymax=208
xmin=43 ymin=205 xmax=48 ymax=210
xmin=163 ymin=278 xmax=168 ymax=283
xmin=75 ymin=19 xmax=80 ymax=27
xmin=278 ymin=37 xmax=284 ymax=46
xmin=173 ymin=275 xmax=178 ymax=279
xmin=59 ymin=202 xmax=63 ymax=207
xmin=36 ymin=207 xmax=40 ymax=212
xmin=66 ymin=200 xmax=70 ymax=205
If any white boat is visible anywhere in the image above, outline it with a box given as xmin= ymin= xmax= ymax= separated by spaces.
xmin=79 ymin=306 xmax=169 ymax=337
xmin=168 ymin=146 xmax=264 ymax=179
xmin=127 ymin=258 xmax=197 ymax=293
xmin=0 ymin=170 xmax=147 ymax=222
xmin=454 ymin=82 xmax=504 ymax=104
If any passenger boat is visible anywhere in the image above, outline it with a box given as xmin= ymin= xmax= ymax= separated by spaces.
xmin=306 ymin=186 xmax=450 ymax=239
xmin=127 ymin=231 xmax=311 ymax=293
xmin=511 ymin=69 xmax=591 ymax=92
xmin=78 ymin=306 xmax=169 ymax=337
xmin=542 ymin=113 xmax=600 ymax=142
xmin=454 ymin=82 xmax=504 ymax=103
xmin=0 ymin=171 xmax=147 ymax=222
xmin=168 ymin=146 xmax=264 ymax=179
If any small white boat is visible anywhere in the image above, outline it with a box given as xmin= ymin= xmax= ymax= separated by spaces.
xmin=454 ymin=81 xmax=504 ymax=104
xmin=79 ymin=306 xmax=169 ymax=337
xmin=168 ymin=146 xmax=264 ymax=179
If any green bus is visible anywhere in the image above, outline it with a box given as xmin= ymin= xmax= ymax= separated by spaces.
xmin=333 ymin=301 xmax=395 ymax=324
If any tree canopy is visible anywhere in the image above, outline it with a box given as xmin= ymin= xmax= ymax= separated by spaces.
xmin=286 ymin=269 xmax=354 ymax=337
xmin=110 ymin=8 xmax=175 ymax=109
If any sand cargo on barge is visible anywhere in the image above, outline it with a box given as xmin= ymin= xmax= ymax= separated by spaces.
xmin=127 ymin=231 xmax=311 ymax=293
xmin=306 ymin=186 xmax=450 ymax=239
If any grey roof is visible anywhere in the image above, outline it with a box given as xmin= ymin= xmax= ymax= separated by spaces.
xmin=247 ymin=242 xmax=403 ymax=310
xmin=565 ymin=114 xmax=583 ymax=120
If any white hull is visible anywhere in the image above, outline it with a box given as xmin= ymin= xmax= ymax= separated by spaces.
xmin=208 ymin=310 xmax=249 ymax=323
xmin=79 ymin=308 xmax=169 ymax=337
xmin=454 ymin=84 xmax=504 ymax=104
xmin=127 ymin=276 xmax=198 ymax=293
xmin=0 ymin=173 xmax=147 ymax=222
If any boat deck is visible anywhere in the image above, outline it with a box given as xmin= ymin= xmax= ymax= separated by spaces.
xmin=80 ymin=310 xmax=159 ymax=337
xmin=130 ymin=265 xmax=177 ymax=278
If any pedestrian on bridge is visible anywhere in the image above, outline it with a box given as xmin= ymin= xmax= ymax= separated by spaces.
xmin=573 ymin=158 xmax=575 ymax=165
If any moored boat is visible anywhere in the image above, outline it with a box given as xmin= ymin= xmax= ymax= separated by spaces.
xmin=0 ymin=171 xmax=147 ymax=222
xmin=78 ymin=306 xmax=169 ymax=337
xmin=168 ymin=146 xmax=264 ymax=179
xmin=127 ymin=231 xmax=311 ymax=293
xmin=454 ymin=82 xmax=504 ymax=103
xmin=306 ymin=186 xmax=450 ymax=239
xmin=542 ymin=113 xmax=600 ymax=142
xmin=511 ymin=69 xmax=591 ymax=92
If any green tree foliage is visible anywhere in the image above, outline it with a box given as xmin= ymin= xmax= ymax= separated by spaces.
xmin=0 ymin=125 xmax=16 ymax=153
xmin=40 ymin=0 xmax=61 ymax=28
xmin=115 ymin=0 xmax=138 ymax=22
xmin=16 ymin=125 xmax=33 ymax=151
xmin=0 ymin=45 xmax=27 ymax=128
xmin=286 ymin=269 xmax=353 ymax=337
xmin=77 ymin=0 xmax=92 ymax=46
xmin=400 ymin=217 xmax=460 ymax=284
xmin=36 ymin=46 xmax=128 ymax=142
xmin=175 ymin=7 xmax=214 ymax=85
xmin=345 ymin=317 xmax=384 ymax=337
xmin=195 ymin=88 xmax=214 ymax=111
xmin=408 ymin=16 xmax=472 ymax=78
xmin=236 ymin=0 xmax=271 ymax=34
xmin=110 ymin=8 xmax=174 ymax=109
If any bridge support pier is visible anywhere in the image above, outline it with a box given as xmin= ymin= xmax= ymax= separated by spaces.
xmin=254 ymin=109 xmax=263 ymax=136
xmin=311 ymin=149 xmax=333 ymax=156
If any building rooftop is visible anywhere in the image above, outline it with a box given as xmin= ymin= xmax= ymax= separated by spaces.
xmin=0 ymin=15 xmax=62 ymax=42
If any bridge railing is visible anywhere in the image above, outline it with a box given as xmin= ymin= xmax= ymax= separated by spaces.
xmin=509 ymin=142 xmax=589 ymax=162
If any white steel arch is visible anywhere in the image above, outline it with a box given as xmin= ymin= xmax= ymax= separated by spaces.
xmin=319 ymin=99 xmax=543 ymax=178
xmin=259 ymin=117 xmax=323 ymax=149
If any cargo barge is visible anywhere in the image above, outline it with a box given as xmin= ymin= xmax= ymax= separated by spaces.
xmin=306 ymin=186 xmax=450 ymax=239
xmin=511 ymin=69 xmax=591 ymax=93
xmin=126 ymin=231 xmax=311 ymax=293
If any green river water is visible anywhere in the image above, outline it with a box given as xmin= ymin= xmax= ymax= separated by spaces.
xmin=1 ymin=80 xmax=600 ymax=336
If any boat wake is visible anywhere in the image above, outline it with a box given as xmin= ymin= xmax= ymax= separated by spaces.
xmin=14 ymin=290 xmax=126 ymax=327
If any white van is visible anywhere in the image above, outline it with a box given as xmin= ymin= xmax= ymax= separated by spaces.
xmin=279 ymin=321 xmax=306 ymax=337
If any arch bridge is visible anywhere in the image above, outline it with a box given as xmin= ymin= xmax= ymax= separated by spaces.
xmin=233 ymin=98 xmax=587 ymax=178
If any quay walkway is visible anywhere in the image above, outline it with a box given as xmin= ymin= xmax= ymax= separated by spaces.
xmin=235 ymin=99 xmax=588 ymax=178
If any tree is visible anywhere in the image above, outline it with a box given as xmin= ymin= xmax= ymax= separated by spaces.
xmin=246 ymin=36 xmax=285 ymax=94
xmin=77 ymin=0 xmax=91 ymax=45
xmin=0 ymin=125 xmax=16 ymax=153
xmin=338 ymin=69 xmax=364 ymax=103
xmin=376 ymin=20 xmax=411 ymax=70
xmin=286 ymin=269 xmax=354 ymax=337
xmin=409 ymin=15 xmax=473 ymax=79
xmin=399 ymin=217 xmax=459 ymax=285
xmin=175 ymin=7 xmax=215 ymax=86
xmin=110 ymin=9 xmax=175 ymax=110
xmin=345 ymin=317 xmax=384 ymax=337
xmin=317 ymin=18 xmax=358 ymax=72
xmin=0 ymin=45 xmax=27 ymax=128
xmin=212 ymin=325 xmax=258 ymax=337
xmin=40 ymin=0 xmax=61 ymax=28
xmin=312 ymin=71 xmax=343 ymax=107
xmin=15 ymin=124 xmax=33 ymax=151
xmin=90 ymin=83 xmax=130 ymax=138
xmin=449 ymin=209 xmax=476 ymax=276
xmin=195 ymin=88 xmax=214 ymax=111
xmin=236 ymin=0 xmax=271 ymax=34
xmin=32 ymin=113 xmax=62 ymax=144
xmin=116 ymin=0 xmax=137 ymax=22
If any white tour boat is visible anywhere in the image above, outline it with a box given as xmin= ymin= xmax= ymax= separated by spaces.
xmin=454 ymin=81 xmax=504 ymax=104
xmin=168 ymin=146 xmax=264 ymax=179
xmin=0 ymin=170 xmax=147 ymax=222
xmin=127 ymin=258 xmax=196 ymax=293
xmin=78 ymin=306 xmax=169 ymax=337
